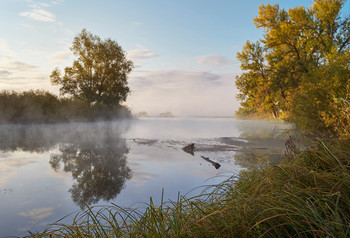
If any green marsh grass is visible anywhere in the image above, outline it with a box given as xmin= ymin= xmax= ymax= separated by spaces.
xmin=32 ymin=138 xmax=350 ymax=237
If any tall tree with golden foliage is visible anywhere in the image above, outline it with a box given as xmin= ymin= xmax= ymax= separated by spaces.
xmin=236 ymin=0 xmax=350 ymax=137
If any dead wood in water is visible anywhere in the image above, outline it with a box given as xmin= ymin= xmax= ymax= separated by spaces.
xmin=183 ymin=143 xmax=195 ymax=155
xmin=201 ymin=156 xmax=221 ymax=169
xmin=183 ymin=143 xmax=221 ymax=169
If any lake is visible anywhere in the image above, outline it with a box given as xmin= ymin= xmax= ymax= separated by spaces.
xmin=0 ymin=118 xmax=291 ymax=237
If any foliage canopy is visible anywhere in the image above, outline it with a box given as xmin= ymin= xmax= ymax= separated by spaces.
xmin=51 ymin=29 xmax=133 ymax=108
xmin=235 ymin=0 xmax=350 ymax=137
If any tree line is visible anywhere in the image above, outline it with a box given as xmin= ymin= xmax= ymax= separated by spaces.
xmin=235 ymin=0 xmax=350 ymax=137
xmin=0 ymin=90 xmax=131 ymax=123
xmin=0 ymin=29 xmax=133 ymax=123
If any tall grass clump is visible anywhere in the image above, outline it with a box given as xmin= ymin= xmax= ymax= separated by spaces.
xmin=31 ymin=189 xmax=214 ymax=237
xmin=32 ymin=138 xmax=350 ymax=237
xmin=186 ymin=138 xmax=350 ymax=237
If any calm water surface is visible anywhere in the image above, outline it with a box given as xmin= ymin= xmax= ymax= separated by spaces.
xmin=0 ymin=118 xmax=291 ymax=237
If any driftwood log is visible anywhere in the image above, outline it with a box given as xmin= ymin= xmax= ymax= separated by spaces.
xmin=182 ymin=143 xmax=221 ymax=169
xmin=182 ymin=143 xmax=195 ymax=155
xmin=200 ymin=156 xmax=221 ymax=169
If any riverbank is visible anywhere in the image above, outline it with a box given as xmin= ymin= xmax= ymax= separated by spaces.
xmin=33 ymin=137 xmax=350 ymax=237
xmin=0 ymin=90 xmax=131 ymax=124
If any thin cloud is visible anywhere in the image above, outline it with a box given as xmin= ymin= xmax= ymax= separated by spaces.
xmin=0 ymin=55 xmax=38 ymax=71
xmin=20 ymin=23 xmax=34 ymax=28
xmin=28 ymin=0 xmax=60 ymax=8
xmin=0 ymin=77 xmax=46 ymax=85
xmin=195 ymin=55 xmax=232 ymax=66
xmin=19 ymin=8 xmax=56 ymax=22
xmin=127 ymin=49 xmax=157 ymax=60
xmin=0 ymin=39 xmax=17 ymax=57
xmin=127 ymin=69 xmax=237 ymax=117
xmin=0 ymin=55 xmax=48 ymax=91
xmin=37 ymin=2 xmax=52 ymax=8
xmin=49 ymin=51 xmax=72 ymax=64
xmin=130 ymin=70 xmax=220 ymax=90
xmin=56 ymin=38 xmax=71 ymax=47
xmin=7 ymin=61 xmax=38 ymax=71
xmin=0 ymin=70 xmax=11 ymax=76
xmin=19 ymin=0 xmax=60 ymax=22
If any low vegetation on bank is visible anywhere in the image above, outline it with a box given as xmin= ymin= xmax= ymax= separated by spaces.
xmin=0 ymin=90 xmax=131 ymax=123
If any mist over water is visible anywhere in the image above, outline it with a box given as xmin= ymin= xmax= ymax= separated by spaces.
xmin=0 ymin=118 xmax=292 ymax=236
xmin=0 ymin=120 xmax=131 ymax=152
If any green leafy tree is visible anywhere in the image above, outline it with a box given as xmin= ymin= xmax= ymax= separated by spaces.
xmin=236 ymin=0 xmax=350 ymax=137
xmin=50 ymin=29 xmax=133 ymax=107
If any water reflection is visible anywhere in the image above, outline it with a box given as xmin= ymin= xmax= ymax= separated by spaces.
xmin=233 ymin=152 xmax=283 ymax=168
xmin=0 ymin=122 xmax=132 ymax=209
xmin=0 ymin=118 xmax=295 ymax=237
xmin=0 ymin=121 xmax=131 ymax=152
xmin=218 ymin=121 xmax=291 ymax=169
xmin=0 ymin=125 xmax=56 ymax=152
xmin=235 ymin=120 xmax=291 ymax=140
xmin=50 ymin=135 xmax=131 ymax=209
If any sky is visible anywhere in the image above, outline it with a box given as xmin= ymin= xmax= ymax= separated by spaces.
xmin=0 ymin=0 xmax=349 ymax=117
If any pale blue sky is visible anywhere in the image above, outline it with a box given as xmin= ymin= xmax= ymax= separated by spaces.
xmin=0 ymin=0 xmax=349 ymax=116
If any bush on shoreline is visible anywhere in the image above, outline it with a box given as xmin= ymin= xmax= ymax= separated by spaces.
xmin=0 ymin=90 xmax=131 ymax=124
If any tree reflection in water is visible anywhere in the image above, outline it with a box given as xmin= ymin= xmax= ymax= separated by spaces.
xmin=220 ymin=122 xmax=291 ymax=169
xmin=50 ymin=134 xmax=132 ymax=209
xmin=0 ymin=122 xmax=132 ymax=208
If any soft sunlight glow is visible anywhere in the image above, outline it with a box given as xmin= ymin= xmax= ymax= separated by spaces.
xmin=1 ymin=0 xmax=349 ymax=116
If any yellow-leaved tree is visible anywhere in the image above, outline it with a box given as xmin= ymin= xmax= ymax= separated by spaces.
xmin=236 ymin=0 xmax=350 ymax=137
